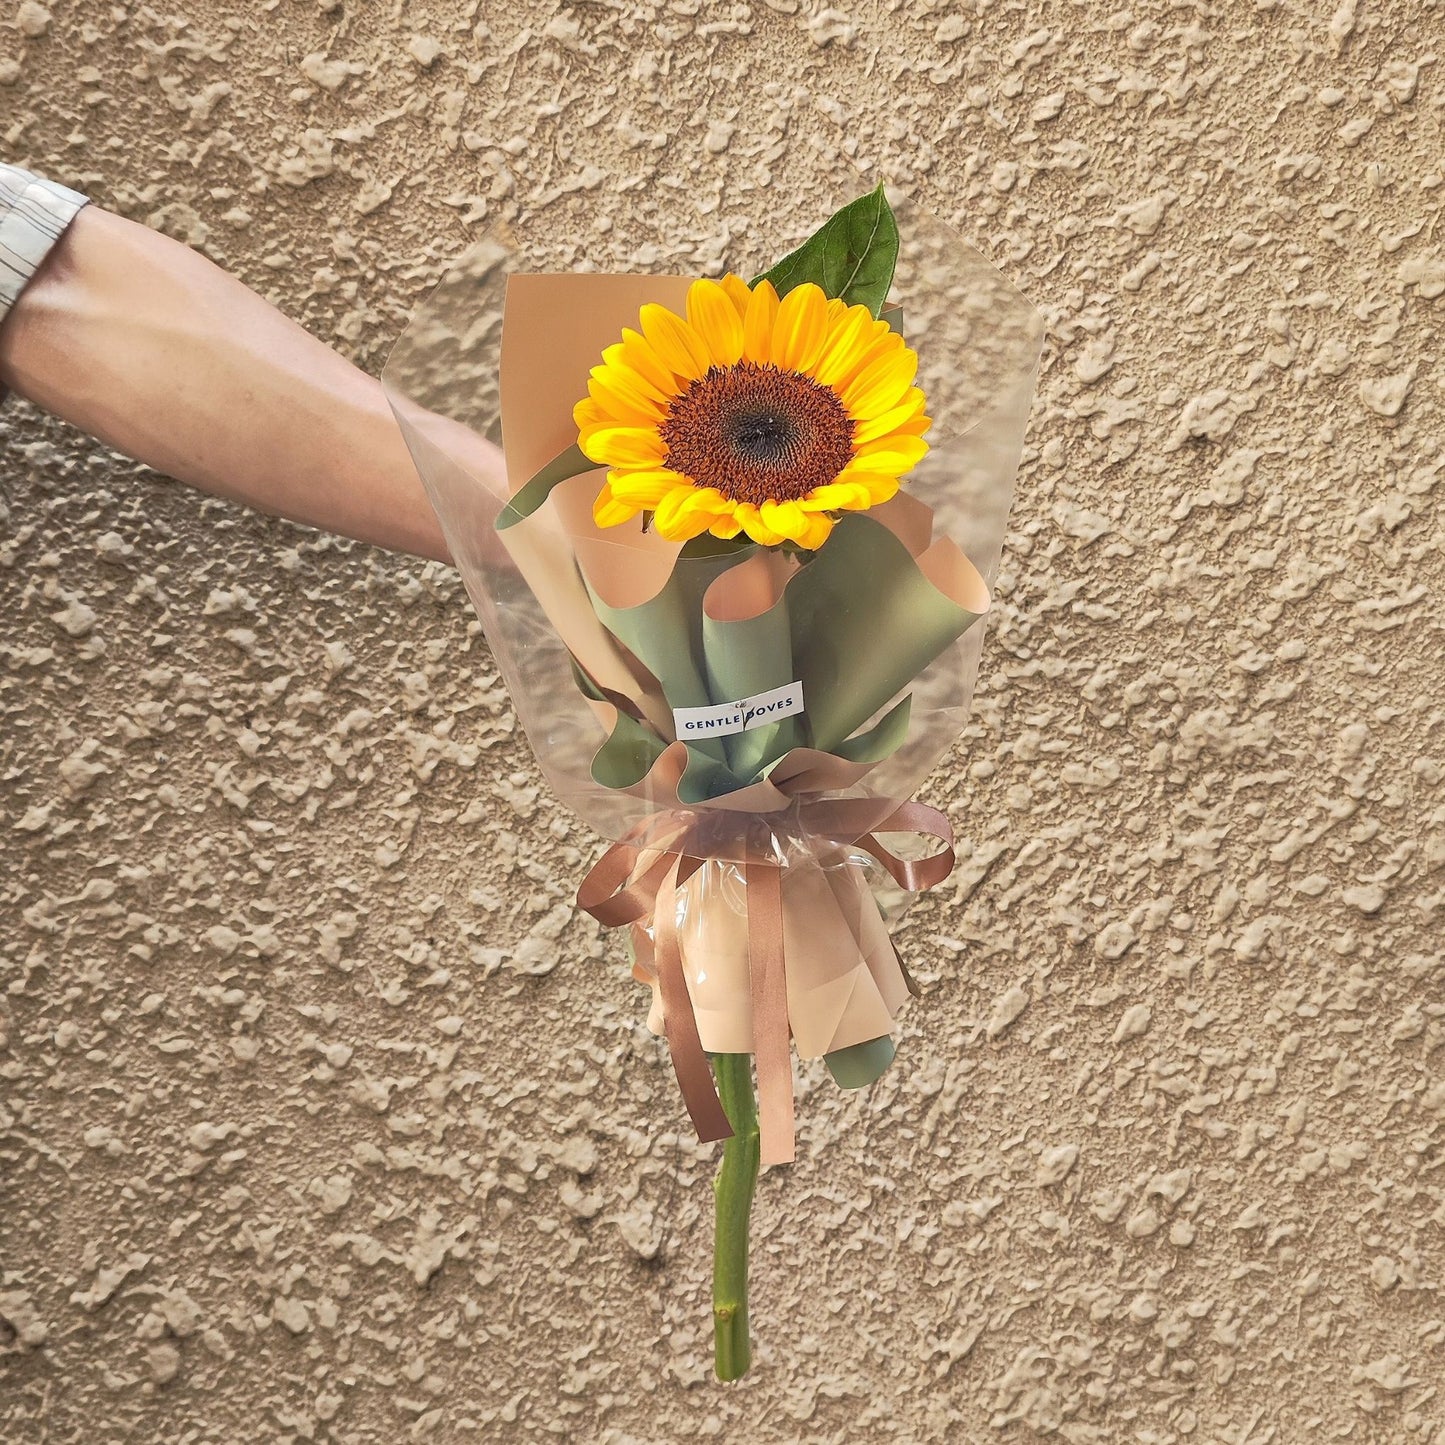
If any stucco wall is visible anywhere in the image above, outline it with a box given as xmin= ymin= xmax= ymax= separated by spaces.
xmin=2 ymin=2 xmax=1442 ymax=1442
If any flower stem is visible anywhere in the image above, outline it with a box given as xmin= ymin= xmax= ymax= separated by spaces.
xmin=711 ymin=1053 xmax=759 ymax=1382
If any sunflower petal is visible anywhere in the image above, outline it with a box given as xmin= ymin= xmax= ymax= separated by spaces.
xmin=653 ymin=485 xmax=725 ymax=541
xmin=574 ymin=396 xmax=608 ymax=433
xmin=600 ymin=343 xmax=670 ymax=402
xmin=682 ymin=486 xmax=730 ymax=519
xmin=687 ymin=279 xmax=745 ymax=366
xmin=582 ymin=425 xmax=670 ymax=469
xmin=742 ymin=280 xmax=781 ymax=365
xmin=709 ymin=511 xmax=745 ymax=539
xmin=654 ymin=484 xmax=726 ymax=533
xmin=804 ymin=480 xmax=874 ymax=511
xmin=759 ymin=499 xmax=810 ymax=541
xmin=810 ymin=304 xmax=879 ymax=389
xmin=639 ymin=304 xmax=712 ymax=381
xmin=732 ymin=503 xmax=785 ymax=547
xmin=588 ymin=367 xmax=666 ymax=425
xmin=817 ymin=324 xmax=902 ymax=394
xmin=852 ymin=433 xmax=930 ymax=474
xmin=842 ymin=347 xmax=920 ymax=419
xmin=608 ymin=468 xmax=691 ymax=508
xmin=794 ymin=512 xmax=834 ymax=550
xmin=618 ymin=328 xmax=682 ymax=398
xmin=852 ymin=387 xmax=928 ymax=444
xmin=719 ymin=273 xmax=753 ymax=318
xmin=655 ymin=509 xmax=719 ymax=542
xmin=771 ymin=283 xmax=829 ymax=373
xmin=833 ymin=469 xmax=903 ymax=504
xmin=594 ymin=483 xmax=639 ymax=529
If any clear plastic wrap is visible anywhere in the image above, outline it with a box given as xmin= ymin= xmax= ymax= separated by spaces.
xmin=382 ymin=193 xmax=1042 ymax=1165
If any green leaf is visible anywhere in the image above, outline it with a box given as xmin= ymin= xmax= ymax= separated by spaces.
xmin=496 ymin=444 xmax=595 ymax=530
xmin=754 ymin=184 xmax=899 ymax=317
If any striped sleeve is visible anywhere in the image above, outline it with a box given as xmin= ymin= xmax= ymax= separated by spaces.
xmin=0 ymin=163 xmax=89 ymax=327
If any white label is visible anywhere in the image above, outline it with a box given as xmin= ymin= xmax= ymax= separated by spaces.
xmin=673 ymin=681 xmax=805 ymax=739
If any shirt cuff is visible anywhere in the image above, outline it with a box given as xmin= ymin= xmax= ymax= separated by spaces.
xmin=0 ymin=164 xmax=90 ymax=406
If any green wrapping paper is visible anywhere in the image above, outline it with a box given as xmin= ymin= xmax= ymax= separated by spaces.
xmin=495 ymin=432 xmax=989 ymax=803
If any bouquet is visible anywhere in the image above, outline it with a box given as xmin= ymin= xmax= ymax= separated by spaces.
xmin=383 ymin=185 xmax=1041 ymax=1379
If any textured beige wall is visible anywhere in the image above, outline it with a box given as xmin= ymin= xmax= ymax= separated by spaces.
xmin=2 ymin=2 xmax=1443 ymax=1441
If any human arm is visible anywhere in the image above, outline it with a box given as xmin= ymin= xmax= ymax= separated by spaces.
xmin=0 ymin=190 xmax=499 ymax=565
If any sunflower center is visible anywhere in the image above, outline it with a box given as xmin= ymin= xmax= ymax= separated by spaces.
xmin=733 ymin=412 xmax=793 ymax=461
xmin=659 ymin=362 xmax=855 ymax=506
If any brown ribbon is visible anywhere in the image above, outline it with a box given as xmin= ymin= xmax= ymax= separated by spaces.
xmin=576 ymin=800 xmax=956 ymax=1166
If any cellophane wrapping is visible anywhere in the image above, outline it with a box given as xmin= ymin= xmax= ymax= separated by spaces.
xmin=382 ymin=190 xmax=1041 ymax=1160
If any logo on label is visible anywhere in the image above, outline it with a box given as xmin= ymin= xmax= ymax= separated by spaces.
xmin=673 ymin=681 xmax=805 ymax=738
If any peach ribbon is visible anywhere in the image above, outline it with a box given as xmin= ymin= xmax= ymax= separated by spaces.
xmin=577 ymin=801 xmax=956 ymax=1166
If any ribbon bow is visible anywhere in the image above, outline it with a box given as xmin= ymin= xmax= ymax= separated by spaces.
xmin=577 ymin=800 xmax=956 ymax=1166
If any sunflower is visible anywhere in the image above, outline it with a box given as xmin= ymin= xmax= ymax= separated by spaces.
xmin=574 ymin=275 xmax=930 ymax=550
